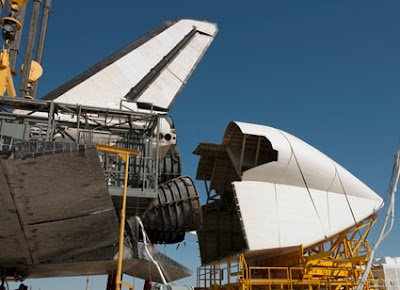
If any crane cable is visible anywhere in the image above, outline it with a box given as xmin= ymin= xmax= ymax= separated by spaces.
xmin=278 ymin=131 xmax=328 ymax=238
xmin=334 ymin=165 xmax=364 ymax=241
xmin=356 ymin=145 xmax=400 ymax=290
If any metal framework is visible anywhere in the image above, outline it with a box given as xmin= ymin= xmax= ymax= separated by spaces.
xmin=0 ymin=96 xmax=163 ymax=285
xmin=0 ymin=96 xmax=160 ymax=217
xmin=197 ymin=215 xmax=386 ymax=290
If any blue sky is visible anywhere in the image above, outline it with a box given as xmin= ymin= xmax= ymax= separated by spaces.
xmin=7 ymin=0 xmax=400 ymax=289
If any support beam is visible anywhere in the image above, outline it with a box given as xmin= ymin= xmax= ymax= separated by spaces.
xmin=254 ymin=136 xmax=261 ymax=167
xmin=31 ymin=0 xmax=52 ymax=98
xmin=94 ymin=145 xmax=139 ymax=290
xmin=238 ymin=134 xmax=247 ymax=173
xmin=18 ymin=0 xmax=42 ymax=98
xmin=106 ymin=273 xmax=117 ymax=290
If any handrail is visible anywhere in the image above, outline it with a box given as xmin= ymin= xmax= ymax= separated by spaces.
xmin=238 ymin=253 xmax=249 ymax=290
xmin=95 ymin=144 xmax=140 ymax=290
xmin=197 ymin=249 xmax=386 ymax=290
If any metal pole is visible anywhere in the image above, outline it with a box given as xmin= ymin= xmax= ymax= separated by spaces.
xmin=254 ymin=136 xmax=261 ymax=166
xmin=238 ymin=134 xmax=247 ymax=173
xmin=18 ymin=0 xmax=42 ymax=98
xmin=95 ymin=145 xmax=138 ymax=290
xmin=133 ymin=216 xmax=139 ymax=258
xmin=76 ymin=105 xmax=81 ymax=143
xmin=31 ymin=0 xmax=51 ymax=98
xmin=155 ymin=116 xmax=160 ymax=190
xmin=45 ymin=101 xmax=54 ymax=141
xmin=9 ymin=4 xmax=27 ymax=71
xmin=116 ymin=154 xmax=130 ymax=290
xmin=356 ymin=145 xmax=400 ymax=290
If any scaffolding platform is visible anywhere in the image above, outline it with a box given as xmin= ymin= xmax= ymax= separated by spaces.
xmin=197 ymin=216 xmax=386 ymax=290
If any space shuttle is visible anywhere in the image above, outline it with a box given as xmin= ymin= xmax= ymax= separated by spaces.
xmin=0 ymin=18 xmax=217 ymax=282
xmin=2 ymin=15 xmax=382 ymax=287
xmin=18 ymin=18 xmax=218 ymax=156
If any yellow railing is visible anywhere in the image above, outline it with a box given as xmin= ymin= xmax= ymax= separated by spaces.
xmin=197 ymin=217 xmax=386 ymax=290
xmin=197 ymin=254 xmax=386 ymax=290
xmin=197 ymin=260 xmax=241 ymax=290
xmin=95 ymin=144 xmax=140 ymax=290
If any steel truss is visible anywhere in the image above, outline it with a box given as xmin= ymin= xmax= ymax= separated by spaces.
xmin=0 ymin=96 xmax=161 ymax=215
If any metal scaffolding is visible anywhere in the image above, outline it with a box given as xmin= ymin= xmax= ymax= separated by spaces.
xmin=0 ymin=96 xmax=160 ymax=217
xmin=197 ymin=215 xmax=386 ymax=290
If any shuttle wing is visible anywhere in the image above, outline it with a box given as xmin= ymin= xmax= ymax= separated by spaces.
xmin=41 ymin=19 xmax=218 ymax=113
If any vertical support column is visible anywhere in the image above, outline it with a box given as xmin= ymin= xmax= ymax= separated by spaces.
xmin=209 ymin=265 xmax=212 ymax=289
xmin=196 ymin=267 xmax=200 ymax=288
xmin=31 ymin=0 xmax=52 ymax=98
xmin=45 ymin=101 xmax=54 ymax=141
xmin=144 ymin=136 xmax=151 ymax=190
xmin=254 ymin=136 xmax=261 ymax=167
xmin=141 ymin=138 xmax=147 ymax=193
xmin=18 ymin=0 xmax=42 ymax=98
xmin=95 ymin=146 xmax=139 ymax=290
xmin=154 ymin=115 xmax=160 ymax=190
xmin=213 ymin=264 xmax=216 ymax=287
xmin=115 ymin=153 xmax=134 ymax=290
xmin=238 ymin=134 xmax=247 ymax=173
xmin=76 ymin=105 xmax=81 ymax=143
xmin=133 ymin=216 xmax=139 ymax=258
xmin=106 ymin=273 xmax=117 ymax=290
xmin=227 ymin=260 xmax=231 ymax=284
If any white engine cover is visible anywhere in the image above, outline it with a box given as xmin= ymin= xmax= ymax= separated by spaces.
xmin=231 ymin=122 xmax=383 ymax=251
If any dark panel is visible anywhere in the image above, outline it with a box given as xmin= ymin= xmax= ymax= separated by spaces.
xmin=197 ymin=206 xmax=246 ymax=265
xmin=0 ymin=161 xmax=31 ymax=265
xmin=2 ymin=149 xmax=115 ymax=224
xmin=25 ymin=210 xmax=118 ymax=262
xmin=28 ymin=245 xmax=192 ymax=282
xmin=0 ymin=144 xmax=119 ymax=266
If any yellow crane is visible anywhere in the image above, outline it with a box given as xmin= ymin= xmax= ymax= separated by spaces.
xmin=0 ymin=0 xmax=42 ymax=98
